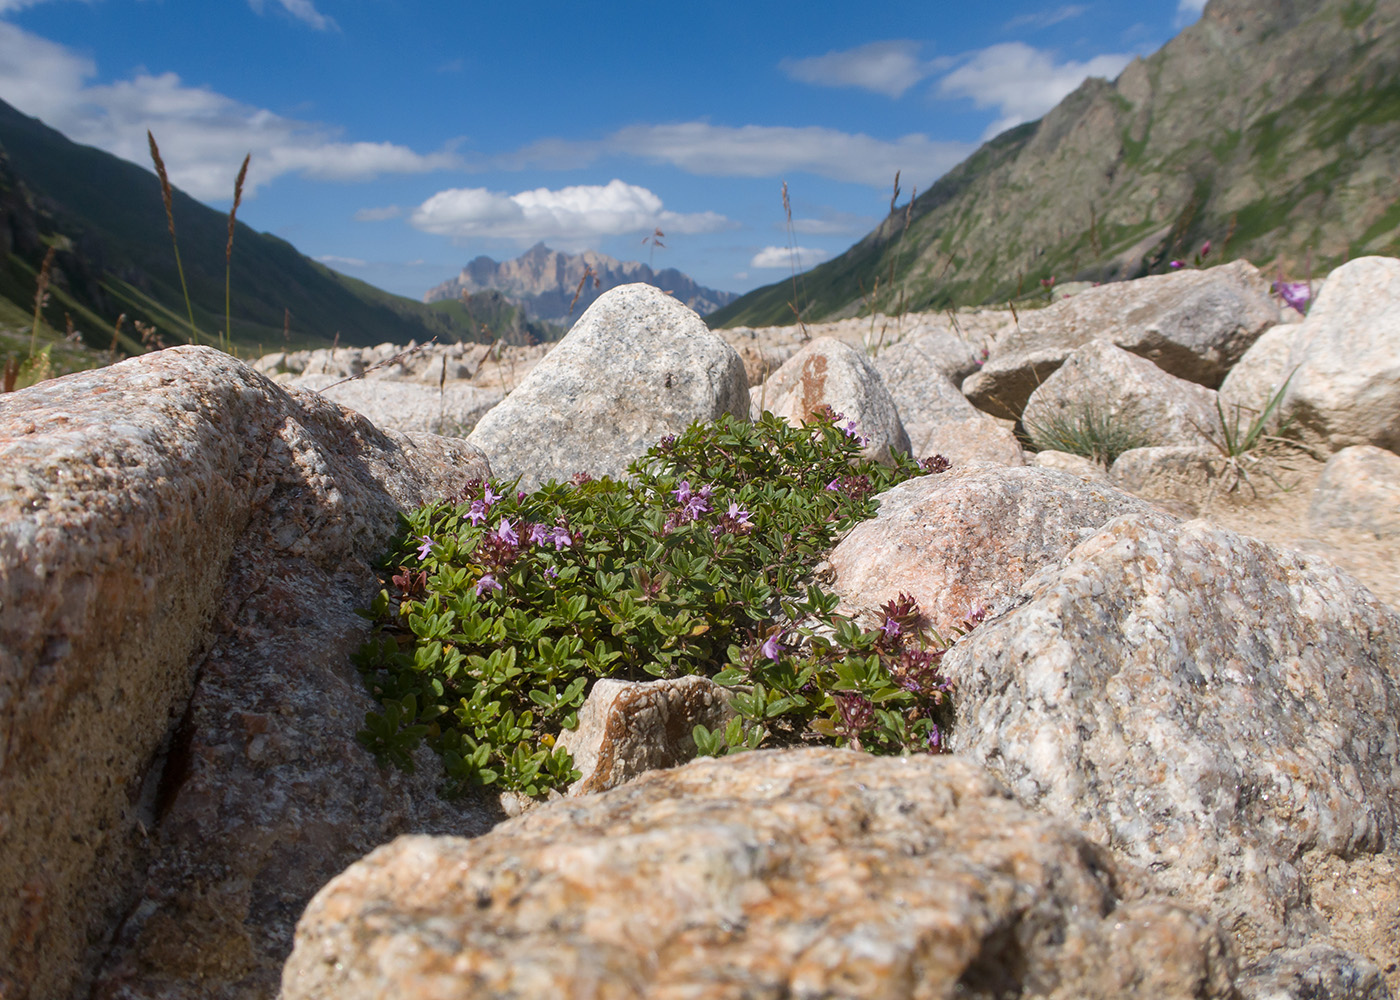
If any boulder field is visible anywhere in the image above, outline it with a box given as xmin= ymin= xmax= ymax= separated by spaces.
xmin=1 ymin=267 xmax=1398 ymax=999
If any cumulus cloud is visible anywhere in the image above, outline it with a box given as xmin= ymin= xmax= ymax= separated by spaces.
xmin=247 ymin=0 xmax=337 ymax=31
xmin=750 ymin=246 xmax=831 ymax=269
xmin=316 ymin=254 xmax=367 ymax=268
xmin=409 ymin=179 xmax=734 ymax=244
xmin=936 ymin=42 xmax=1133 ymax=138
xmin=779 ymin=41 xmax=936 ymax=99
xmin=0 ymin=22 xmax=458 ymax=200
xmin=504 ymin=122 xmax=973 ymax=190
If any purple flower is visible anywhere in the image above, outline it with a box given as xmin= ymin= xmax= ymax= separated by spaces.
xmin=761 ymin=634 xmax=783 ymax=662
xmin=672 ymin=480 xmax=713 ymax=522
xmin=550 ymin=526 xmax=572 ymax=549
xmin=416 ymin=535 xmax=434 ymax=560
xmin=545 ymin=565 xmax=559 ymax=580
xmin=826 ymin=478 xmax=841 ymax=492
xmin=1170 ymin=260 xmax=1185 ymax=270
xmin=495 ymin=518 xmax=519 ymax=547
xmin=475 ymin=573 xmax=502 ymax=596
xmin=1273 ymin=280 xmax=1312 ymax=314
xmin=1199 ymin=240 xmax=1211 ymax=258
xmin=726 ymin=501 xmax=752 ymax=529
xmin=927 ymin=725 xmax=943 ymax=752
xmin=529 ymin=522 xmax=550 ymax=546
xmin=517 ymin=491 xmax=526 ymax=502
xmin=466 ymin=500 xmax=488 ymax=526
xmin=881 ymin=617 xmax=902 ymax=639
xmin=482 ymin=485 xmax=500 ymax=506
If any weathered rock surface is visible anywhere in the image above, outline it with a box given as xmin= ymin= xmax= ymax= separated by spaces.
xmin=281 ymin=748 xmax=1237 ymax=1000
xmin=1282 ymin=256 xmax=1400 ymax=453
xmin=0 ymin=348 xmax=498 ymax=1000
xmin=1022 ymin=340 xmax=1221 ymax=451
xmin=1218 ymin=323 xmax=1298 ymax=419
xmin=555 ymin=675 xmax=733 ymax=796
xmin=1307 ymin=444 xmax=1400 ymax=540
xmin=1010 ymin=259 xmax=1280 ymax=387
xmin=1032 ymin=449 xmax=1109 ymax=480
xmin=1236 ymin=943 xmax=1391 ymax=1000
xmin=756 ymin=337 xmax=911 ymax=464
xmin=874 ymin=340 xmax=1024 ymax=465
xmin=1110 ymin=445 xmax=1225 ymax=502
xmin=828 ymin=465 xmax=1176 ymax=635
xmin=286 ymin=372 xmax=503 ymax=437
xmin=468 ymin=284 xmax=750 ymax=487
xmin=945 ymin=513 xmax=1400 ymax=979
xmin=960 ymin=345 xmax=1068 ymax=421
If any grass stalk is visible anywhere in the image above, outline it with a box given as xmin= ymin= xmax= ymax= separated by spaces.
xmin=147 ymin=130 xmax=198 ymax=347
xmin=29 ymin=244 xmax=55 ymax=357
xmin=225 ymin=153 xmax=250 ymax=354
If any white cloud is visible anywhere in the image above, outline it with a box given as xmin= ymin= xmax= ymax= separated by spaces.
xmin=788 ymin=211 xmax=878 ymax=236
xmin=505 ymin=122 xmax=973 ymax=190
xmin=780 ymin=41 xmax=935 ymax=99
xmin=936 ymin=42 xmax=1133 ymax=138
xmin=750 ymin=246 xmax=831 ymax=269
xmin=1174 ymin=0 xmax=1207 ymax=26
xmin=409 ymin=179 xmax=734 ymax=244
xmin=316 ymin=254 xmax=366 ymax=268
xmin=0 ymin=22 xmax=458 ymax=200
xmin=354 ymin=205 xmax=403 ymax=221
xmin=1005 ymin=5 xmax=1088 ymax=30
xmin=247 ymin=0 xmax=337 ymax=31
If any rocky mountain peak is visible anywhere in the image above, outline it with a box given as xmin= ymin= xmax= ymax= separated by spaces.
xmin=425 ymin=244 xmax=736 ymax=324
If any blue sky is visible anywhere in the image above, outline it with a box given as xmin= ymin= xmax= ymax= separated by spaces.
xmin=0 ymin=0 xmax=1205 ymax=301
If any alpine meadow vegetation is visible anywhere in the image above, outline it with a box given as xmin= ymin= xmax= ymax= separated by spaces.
xmin=353 ymin=407 xmax=961 ymax=798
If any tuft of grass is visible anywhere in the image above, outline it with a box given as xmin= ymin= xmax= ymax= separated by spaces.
xmin=1023 ymin=403 xmax=1152 ymax=467
xmin=1192 ymin=367 xmax=1310 ymax=494
xmin=147 ymin=130 xmax=198 ymax=347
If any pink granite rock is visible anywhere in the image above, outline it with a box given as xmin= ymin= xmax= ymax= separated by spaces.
xmin=282 ymin=748 xmax=1237 ymax=1000
xmin=0 ymin=347 xmax=499 ymax=1000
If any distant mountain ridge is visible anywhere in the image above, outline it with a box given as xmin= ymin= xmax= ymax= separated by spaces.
xmin=710 ymin=0 xmax=1400 ymax=329
xmin=0 ymin=97 xmax=498 ymax=355
xmin=424 ymin=243 xmax=737 ymax=323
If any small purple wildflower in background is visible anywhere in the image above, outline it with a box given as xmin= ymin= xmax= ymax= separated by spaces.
xmin=826 ymin=478 xmax=840 ymax=492
xmin=550 ymin=525 xmax=572 ymax=549
xmin=517 ymin=491 xmax=526 ymax=502
xmin=495 ymin=518 xmax=519 ymax=547
xmin=672 ymin=480 xmax=714 ymax=523
xmin=482 ymin=485 xmax=501 ymax=507
xmin=1170 ymin=260 xmax=1185 ymax=270
xmin=528 ymin=522 xmax=550 ymax=547
xmin=475 ymin=573 xmax=501 ymax=596
xmin=882 ymin=617 xmax=902 ymax=639
xmin=1273 ymin=280 xmax=1312 ymax=314
xmin=843 ymin=420 xmax=869 ymax=447
xmin=1199 ymin=240 xmax=1211 ymax=258
xmin=761 ymin=634 xmax=783 ymax=662
xmin=545 ymin=566 xmax=558 ymax=580
xmin=466 ymin=500 xmax=488 ymax=526
xmin=919 ymin=455 xmax=951 ymax=474
xmin=416 ymin=535 xmax=434 ymax=560
xmin=927 ymin=725 xmax=943 ymax=752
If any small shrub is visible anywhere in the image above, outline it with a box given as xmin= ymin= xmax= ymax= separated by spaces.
xmin=353 ymin=408 xmax=958 ymax=797
xmin=1023 ymin=403 xmax=1151 ymax=467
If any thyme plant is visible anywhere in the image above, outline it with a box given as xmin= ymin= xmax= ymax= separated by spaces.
xmin=354 ymin=408 xmax=957 ymax=797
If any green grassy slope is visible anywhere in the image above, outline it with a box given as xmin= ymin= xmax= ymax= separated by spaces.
xmin=711 ymin=0 xmax=1400 ymax=329
xmin=0 ymin=98 xmax=489 ymax=356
